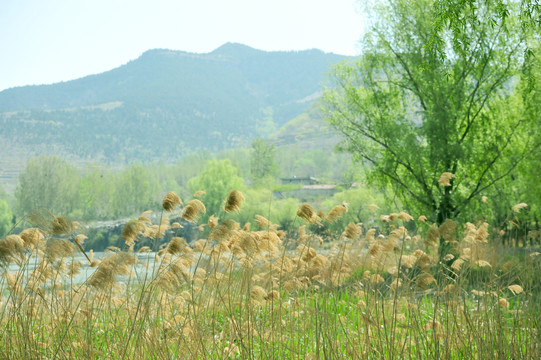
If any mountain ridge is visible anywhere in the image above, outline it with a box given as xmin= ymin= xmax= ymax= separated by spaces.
xmin=0 ymin=43 xmax=344 ymax=112
xmin=0 ymin=43 xmax=348 ymax=191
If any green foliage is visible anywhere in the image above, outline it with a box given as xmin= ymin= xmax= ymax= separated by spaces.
xmin=187 ymin=159 xmax=245 ymax=219
xmin=275 ymin=146 xmax=353 ymax=183
xmin=216 ymin=148 xmax=252 ymax=181
xmin=112 ymin=164 xmax=158 ymax=218
xmin=323 ymin=0 xmax=537 ymax=225
xmin=171 ymin=151 xmax=213 ymax=191
xmin=9 ymin=143 xmax=357 ymax=229
xmin=0 ymin=187 xmax=12 ymax=237
xmin=321 ymin=186 xmax=388 ymax=234
xmin=255 ymin=106 xmax=278 ymax=136
xmin=13 ymin=157 xmax=179 ymax=221
xmin=76 ymin=165 xmax=113 ymax=220
xmin=428 ymin=0 xmax=540 ymax=66
xmin=15 ymin=155 xmax=80 ymax=216
xmin=234 ymin=188 xmax=299 ymax=231
xmin=270 ymin=104 xmax=353 ymax=182
xmin=0 ymin=199 xmax=12 ymax=238
xmin=250 ymin=138 xmax=278 ymax=185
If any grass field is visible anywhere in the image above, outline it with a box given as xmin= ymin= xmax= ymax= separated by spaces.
xmin=0 ymin=193 xmax=539 ymax=359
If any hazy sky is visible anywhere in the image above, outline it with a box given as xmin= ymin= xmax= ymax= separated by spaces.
xmin=0 ymin=0 xmax=365 ymax=91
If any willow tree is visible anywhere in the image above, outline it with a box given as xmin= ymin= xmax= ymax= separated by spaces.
xmin=323 ymin=0 xmax=538 ymax=225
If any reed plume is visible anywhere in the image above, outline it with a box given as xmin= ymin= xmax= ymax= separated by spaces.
xmin=209 ymin=219 xmax=239 ymax=243
xmin=398 ymin=211 xmax=413 ymax=222
xmin=182 ymin=199 xmax=206 ymax=222
xmin=439 ymin=219 xmax=457 ymax=246
xmin=208 ymin=215 xmax=219 ymax=229
xmin=414 ymin=250 xmax=432 ymax=269
xmin=425 ymin=223 xmax=440 ymax=246
xmin=138 ymin=210 xmax=152 ymax=225
xmin=417 ymin=272 xmax=436 ymax=289
xmin=67 ymin=260 xmax=82 ymax=277
xmin=512 ymin=202 xmax=528 ymax=213
xmin=264 ymin=290 xmax=280 ymax=301
xmin=45 ymin=239 xmax=76 ymax=261
xmin=438 ymin=172 xmax=455 ymax=186
xmin=162 ymin=191 xmax=182 ymax=212
xmin=167 ymin=237 xmax=187 ymax=255
xmin=122 ymin=219 xmax=146 ymax=246
xmin=297 ymin=203 xmax=319 ymax=224
xmin=87 ymin=252 xmax=137 ymax=290
xmin=365 ymin=229 xmax=376 ymax=242
xmin=224 ymin=190 xmax=245 ymax=213
xmin=172 ymin=222 xmax=183 ymax=229
xmin=343 ymin=222 xmax=362 ymax=241
xmin=19 ymin=228 xmax=45 ymax=249
xmin=250 ymin=286 xmax=267 ymax=300
xmin=51 ymin=216 xmax=77 ymax=236
xmin=0 ymin=235 xmax=25 ymax=264
xmin=498 ymin=298 xmax=509 ymax=308
xmin=233 ymin=231 xmax=260 ymax=257
xmin=475 ymin=222 xmax=489 ymax=243
xmin=144 ymin=214 xmax=170 ymax=239
xmin=326 ymin=204 xmax=348 ymax=222
xmin=255 ymin=215 xmax=272 ymax=228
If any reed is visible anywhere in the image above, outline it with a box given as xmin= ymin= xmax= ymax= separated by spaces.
xmin=0 ymin=191 xmax=539 ymax=359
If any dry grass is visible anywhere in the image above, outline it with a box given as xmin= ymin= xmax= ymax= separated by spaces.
xmin=0 ymin=192 xmax=539 ymax=359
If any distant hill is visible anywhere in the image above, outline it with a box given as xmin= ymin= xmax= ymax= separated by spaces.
xmin=0 ymin=43 xmax=347 ymax=190
xmin=270 ymin=102 xmax=341 ymax=151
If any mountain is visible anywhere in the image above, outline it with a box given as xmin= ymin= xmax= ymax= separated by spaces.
xmin=0 ymin=43 xmax=347 ymax=189
xmin=0 ymin=43 xmax=346 ymax=148
xmin=270 ymin=102 xmax=341 ymax=150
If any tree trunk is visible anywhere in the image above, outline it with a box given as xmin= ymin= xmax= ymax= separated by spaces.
xmin=436 ymin=185 xmax=456 ymax=260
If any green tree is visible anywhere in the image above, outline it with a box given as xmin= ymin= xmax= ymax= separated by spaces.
xmin=321 ymin=185 xmax=389 ymax=234
xmin=235 ymin=188 xmax=299 ymax=231
xmin=15 ymin=155 xmax=80 ymax=216
xmin=112 ymin=164 xmax=156 ymax=218
xmin=250 ymin=138 xmax=278 ymax=185
xmin=188 ymin=159 xmax=245 ymax=219
xmin=323 ymin=0 xmax=537 ymax=228
xmin=78 ymin=165 xmax=114 ymax=220
xmin=0 ymin=187 xmax=12 ymax=237
xmin=428 ymin=0 xmax=540 ymax=67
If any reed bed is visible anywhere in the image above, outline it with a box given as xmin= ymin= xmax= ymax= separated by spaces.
xmin=0 ymin=192 xmax=539 ymax=359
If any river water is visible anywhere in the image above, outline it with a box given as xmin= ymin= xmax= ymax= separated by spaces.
xmin=5 ymin=251 xmax=164 ymax=286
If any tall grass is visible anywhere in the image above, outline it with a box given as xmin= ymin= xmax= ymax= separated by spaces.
xmin=0 ymin=192 xmax=539 ymax=359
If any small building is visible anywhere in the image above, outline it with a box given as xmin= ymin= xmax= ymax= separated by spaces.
xmin=274 ymin=180 xmax=340 ymax=201
xmin=280 ymin=176 xmax=319 ymax=186
xmin=291 ymin=184 xmax=339 ymax=200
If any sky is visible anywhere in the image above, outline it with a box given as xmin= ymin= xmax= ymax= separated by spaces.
xmin=0 ymin=0 xmax=366 ymax=92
